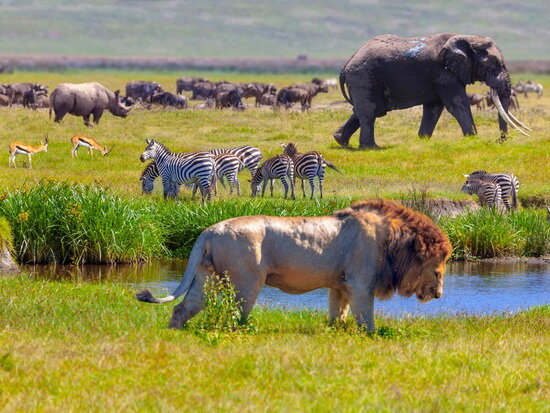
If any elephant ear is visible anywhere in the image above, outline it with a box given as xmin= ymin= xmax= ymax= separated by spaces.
xmin=438 ymin=36 xmax=475 ymax=85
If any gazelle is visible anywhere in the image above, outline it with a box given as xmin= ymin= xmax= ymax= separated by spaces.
xmin=71 ymin=135 xmax=113 ymax=157
xmin=9 ymin=135 xmax=48 ymax=168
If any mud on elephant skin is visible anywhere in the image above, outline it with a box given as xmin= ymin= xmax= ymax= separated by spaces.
xmin=334 ymin=33 xmax=531 ymax=149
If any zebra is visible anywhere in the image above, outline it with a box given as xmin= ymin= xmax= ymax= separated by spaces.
xmin=139 ymin=139 xmax=216 ymax=202
xmin=281 ymin=142 xmax=341 ymax=199
xmin=208 ymin=145 xmax=263 ymax=177
xmin=464 ymin=171 xmax=519 ymax=210
xmin=461 ymin=179 xmax=503 ymax=209
xmin=250 ymin=154 xmax=295 ymax=199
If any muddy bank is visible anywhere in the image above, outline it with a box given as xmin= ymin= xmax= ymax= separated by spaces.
xmin=462 ymin=255 xmax=550 ymax=265
xmin=400 ymin=198 xmax=480 ymax=219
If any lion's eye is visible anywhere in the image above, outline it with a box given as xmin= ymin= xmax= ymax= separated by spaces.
xmin=434 ymin=271 xmax=441 ymax=279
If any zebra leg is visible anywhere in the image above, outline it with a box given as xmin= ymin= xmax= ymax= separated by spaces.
xmin=309 ymin=176 xmax=315 ymax=200
xmin=162 ymin=176 xmax=175 ymax=199
xmin=289 ymin=174 xmax=295 ymax=200
xmin=319 ymin=175 xmax=324 ymax=199
xmin=261 ymin=176 xmax=268 ymax=197
xmin=280 ymin=177 xmax=289 ymax=199
xmin=269 ymin=179 xmax=274 ymax=197
xmin=192 ymin=184 xmax=198 ymax=199
xmin=301 ymin=179 xmax=306 ymax=198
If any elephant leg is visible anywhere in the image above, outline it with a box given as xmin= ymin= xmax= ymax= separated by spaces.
xmin=328 ymin=288 xmax=350 ymax=324
xmin=418 ymin=102 xmax=444 ymax=138
xmin=333 ymin=113 xmax=360 ymax=147
xmin=357 ymin=113 xmax=377 ymax=149
xmin=440 ymin=88 xmax=477 ymax=136
xmin=169 ymin=271 xmax=207 ymax=329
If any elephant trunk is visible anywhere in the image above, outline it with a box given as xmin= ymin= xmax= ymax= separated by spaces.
xmin=486 ymin=70 xmax=531 ymax=137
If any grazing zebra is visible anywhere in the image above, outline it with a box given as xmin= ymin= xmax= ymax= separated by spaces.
xmin=464 ymin=171 xmax=519 ymax=210
xmin=211 ymin=153 xmax=243 ymax=195
xmin=208 ymin=145 xmax=262 ymax=177
xmin=282 ymin=142 xmax=340 ymax=199
xmin=140 ymin=161 xmax=159 ymax=194
xmin=251 ymin=154 xmax=295 ymax=199
xmin=139 ymin=139 xmax=215 ymax=202
xmin=461 ymin=179 xmax=503 ymax=209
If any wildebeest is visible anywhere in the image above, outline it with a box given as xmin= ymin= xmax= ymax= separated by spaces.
xmin=243 ymin=82 xmax=277 ymax=107
xmin=215 ymin=89 xmax=245 ymax=110
xmin=467 ymin=93 xmax=485 ymax=111
xmin=291 ymin=82 xmax=329 ymax=109
xmin=513 ymin=80 xmax=543 ymax=98
xmin=50 ymin=82 xmax=133 ymax=126
xmin=258 ymin=92 xmax=277 ymax=107
xmin=151 ymin=92 xmax=188 ymax=109
xmin=5 ymin=83 xmax=48 ymax=106
xmin=176 ymin=77 xmax=208 ymax=94
xmin=214 ymin=82 xmax=245 ymax=97
xmin=276 ymin=87 xmax=310 ymax=112
xmin=191 ymin=81 xmax=215 ymax=100
xmin=125 ymin=81 xmax=163 ymax=104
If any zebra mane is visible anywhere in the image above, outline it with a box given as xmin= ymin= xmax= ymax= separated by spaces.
xmin=148 ymin=139 xmax=172 ymax=154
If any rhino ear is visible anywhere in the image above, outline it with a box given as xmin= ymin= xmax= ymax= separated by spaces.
xmin=114 ymin=89 xmax=120 ymax=97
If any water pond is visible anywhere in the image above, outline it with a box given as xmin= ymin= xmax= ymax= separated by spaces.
xmin=25 ymin=260 xmax=549 ymax=317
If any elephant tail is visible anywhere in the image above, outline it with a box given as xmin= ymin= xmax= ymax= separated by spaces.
xmin=339 ymin=71 xmax=352 ymax=105
xmin=49 ymin=92 xmax=53 ymax=119
xmin=136 ymin=230 xmax=212 ymax=304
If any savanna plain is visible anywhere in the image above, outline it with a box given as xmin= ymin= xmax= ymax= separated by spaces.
xmin=0 ymin=70 xmax=549 ymax=411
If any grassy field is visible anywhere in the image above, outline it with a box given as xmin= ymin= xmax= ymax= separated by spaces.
xmin=0 ymin=276 xmax=547 ymax=410
xmin=0 ymin=70 xmax=549 ymax=201
xmin=0 ymin=1 xmax=548 ymax=59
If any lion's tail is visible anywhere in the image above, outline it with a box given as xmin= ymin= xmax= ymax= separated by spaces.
xmin=136 ymin=230 xmax=212 ymax=304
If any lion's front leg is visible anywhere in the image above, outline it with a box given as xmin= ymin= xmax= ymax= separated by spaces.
xmin=345 ymin=277 xmax=376 ymax=332
xmin=328 ymin=288 xmax=350 ymax=324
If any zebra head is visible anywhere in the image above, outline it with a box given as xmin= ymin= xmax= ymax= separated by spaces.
xmin=140 ymin=139 xmax=168 ymax=162
xmin=140 ymin=162 xmax=159 ymax=194
xmin=461 ymin=180 xmax=476 ymax=195
xmin=249 ymin=168 xmax=263 ymax=197
xmin=282 ymin=142 xmax=298 ymax=156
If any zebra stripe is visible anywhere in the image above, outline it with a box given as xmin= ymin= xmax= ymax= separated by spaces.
xmin=140 ymin=162 xmax=159 ymax=194
xmin=251 ymin=154 xmax=295 ymax=199
xmin=140 ymin=140 xmax=215 ymax=202
xmin=208 ymin=145 xmax=262 ymax=176
xmin=461 ymin=179 xmax=503 ymax=209
xmin=212 ymin=153 xmax=243 ymax=195
xmin=465 ymin=170 xmax=519 ymax=210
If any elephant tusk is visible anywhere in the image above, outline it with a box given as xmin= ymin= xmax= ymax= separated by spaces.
xmin=507 ymin=110 xmax=532 ymax=132
xmin=492 ymin=91 xmax=530 ymax=137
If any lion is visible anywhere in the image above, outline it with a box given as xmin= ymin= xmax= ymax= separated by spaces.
xmin=137 ymin=199 xmax=452 ymax=331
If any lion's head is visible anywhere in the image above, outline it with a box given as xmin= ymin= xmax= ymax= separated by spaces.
xmin=334 ymin=199 xmax=452 ymax=302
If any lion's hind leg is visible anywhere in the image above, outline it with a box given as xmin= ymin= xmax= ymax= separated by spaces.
xmin=169 ymin=270 xmax=207 ymax=329
xmin=328 ymin=288 xmax=350 ymax=324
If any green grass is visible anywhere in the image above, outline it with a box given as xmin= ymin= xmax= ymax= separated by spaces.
xmin=0 ymin=216 xmax=12 ymax=251
xmin=0 ymin=1 xmax=548 ymax=59
xmin=0 ymin=70 xmax=548 ymax=201
xmin=0 ymin=276 xmax=548 ymax=410
xmin=0 ymin=182 xmax=548 ymax=263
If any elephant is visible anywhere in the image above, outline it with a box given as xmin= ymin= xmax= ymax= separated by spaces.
xmin=334 ymin=33 xmax=531 ymax=149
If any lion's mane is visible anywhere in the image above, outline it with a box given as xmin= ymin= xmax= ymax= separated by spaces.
xmin=333 ymin=199 xmax=452 ymax=299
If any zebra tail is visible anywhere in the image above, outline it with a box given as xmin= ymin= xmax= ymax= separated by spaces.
xmin=323 ymin=158 xmax=342 ymax=174
xmin=136 ymin=230 xmax=211 ymax=304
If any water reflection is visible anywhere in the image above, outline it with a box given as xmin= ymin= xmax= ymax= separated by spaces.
xmin=24 ymin=260 xmax=549 ymax=317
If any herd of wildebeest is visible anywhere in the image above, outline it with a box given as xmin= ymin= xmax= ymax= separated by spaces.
xmin=0 ymin=76 xmax=339 ymax=115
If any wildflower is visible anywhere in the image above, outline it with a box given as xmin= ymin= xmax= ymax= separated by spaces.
xmin=17 ymin=211 xmax=30 ymax=222
xmin=0 ymin=193 xmax=8 ymax=202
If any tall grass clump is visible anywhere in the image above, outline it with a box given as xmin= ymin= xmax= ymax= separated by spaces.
xmin=440 ymin=208 xmax=549 ymax=259
xmin=0 ymin=180 xmax=165 ymax=264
